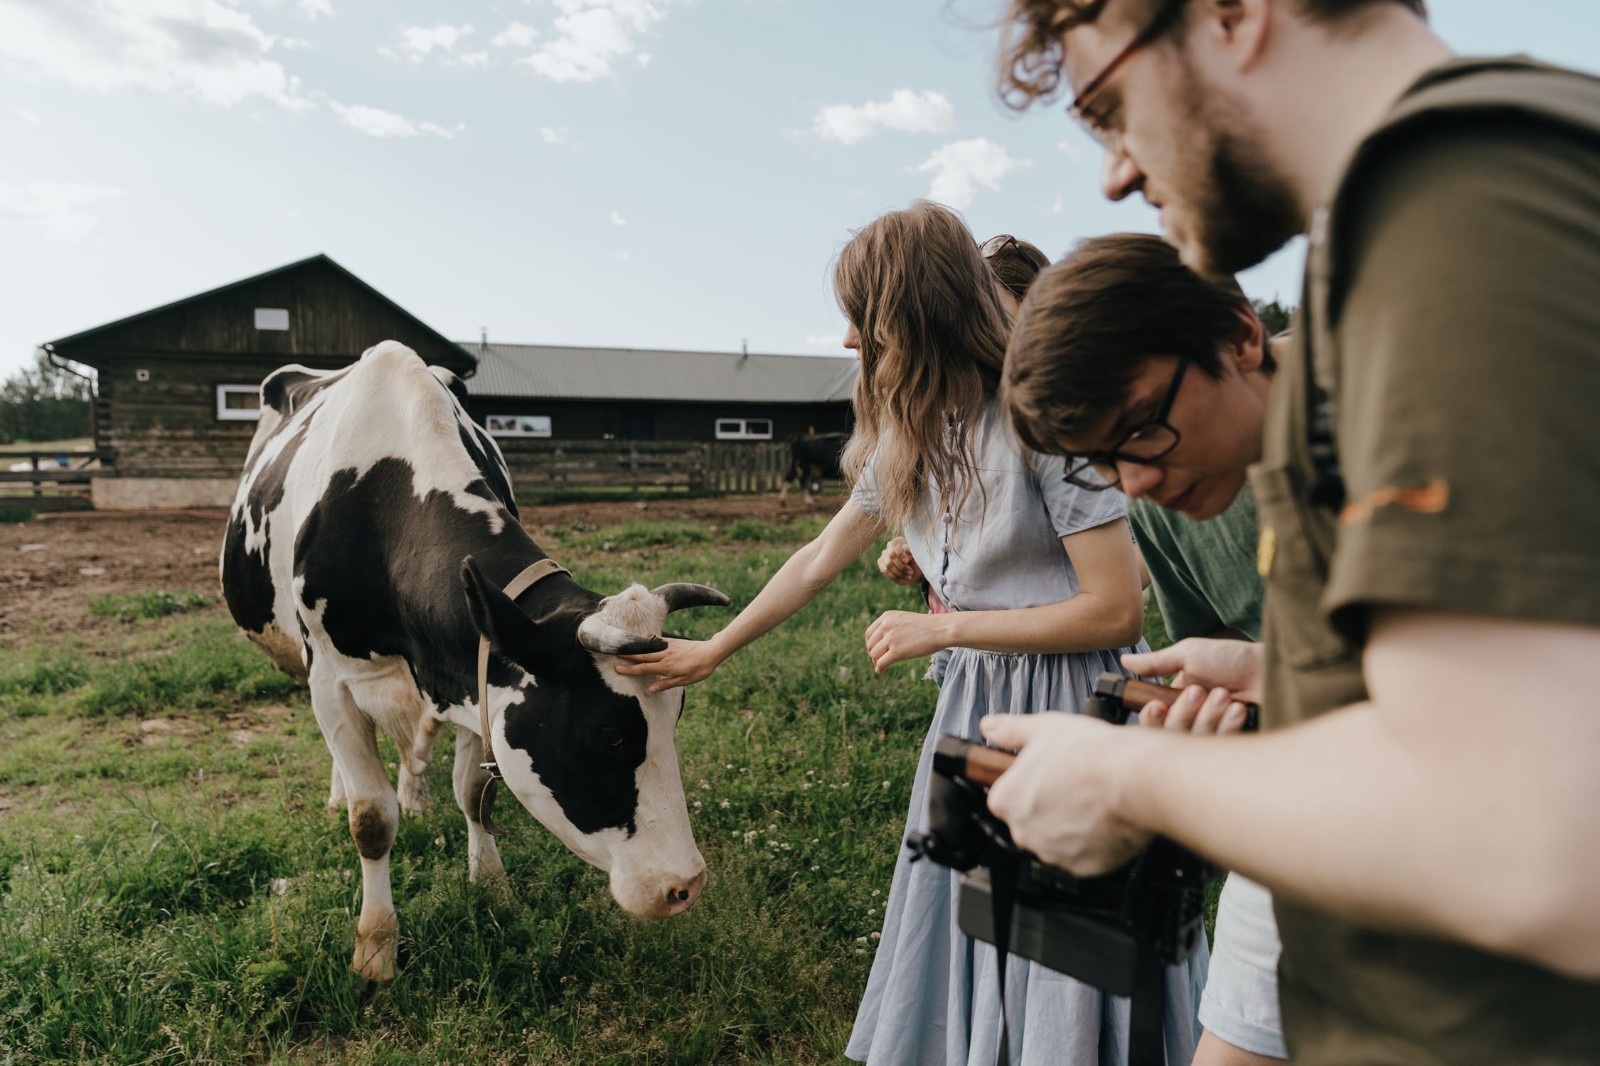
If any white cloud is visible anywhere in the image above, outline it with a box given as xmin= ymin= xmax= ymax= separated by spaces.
xmin=0 ymin=180 xmax=125 ymax=242
xmin=391 ymin=23 xmax=474 ymax=62
xmin=1050 ymin=196 xmax=1065 ymax=214
xmin=813 ymin=89 xmax=954 ymax=146
xmin=539 ymin=125 xmax=567 ymax=144
xmin=806 ymin=334 xmax=845 ymax=350
xmin=610 ymin=211 xmax=626 ymax=226
xmin=15 ymin=106 xmax=41 ymax=126
xmin=299 ymin=0 xmax=333 ymax=19
xmin=0 ymin=0 xmax=311 ymax=110
xmin=613 ymin=251 xmax=631 ymax=261
xmin=458 ymin=51 xmax=489 ymax=67
xmin=519 ymin=0 xmax=676 ymax=84
xmin=916 ymin=138 xmax=1028 ymax=209
xmin=328 ymin=101 xmax=454 ymax=139
xmin=492 ymin=21 xmax=539 ymax=48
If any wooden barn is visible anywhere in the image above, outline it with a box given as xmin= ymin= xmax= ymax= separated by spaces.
xmin=41 ymin=254 xmax=857 ymax=509
xmin=45 ymin=254 xmax=473 ymax=510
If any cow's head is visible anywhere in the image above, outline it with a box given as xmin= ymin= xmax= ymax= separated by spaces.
xmin=462 ymin=559 xmax=729 ymax=919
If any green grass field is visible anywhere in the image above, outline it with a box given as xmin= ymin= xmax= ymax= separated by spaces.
xmin=0 ymin=513 xmax=1179 ymax=1065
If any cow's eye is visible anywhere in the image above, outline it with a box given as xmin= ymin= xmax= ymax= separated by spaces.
xmin=598 ymin=727 xmax=625 ymax=748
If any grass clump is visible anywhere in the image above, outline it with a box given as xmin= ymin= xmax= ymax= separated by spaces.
xmin=89 ymin=588 xmax=214 ymax=620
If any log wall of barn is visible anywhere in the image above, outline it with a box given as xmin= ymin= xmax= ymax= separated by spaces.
xmin=96 ymin=357 xmax=337 ymax=478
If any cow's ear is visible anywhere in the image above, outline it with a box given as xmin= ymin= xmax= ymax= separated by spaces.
xmin=462 ymin=557 xmax=571 ymax=681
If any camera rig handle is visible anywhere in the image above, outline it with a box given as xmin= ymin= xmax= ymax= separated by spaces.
xmin=1092 ymin=672 xmax=1260 ymax=733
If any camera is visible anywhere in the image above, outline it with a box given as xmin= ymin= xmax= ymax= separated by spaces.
xmin=905 ymin=672 xmax=1258 ymax=996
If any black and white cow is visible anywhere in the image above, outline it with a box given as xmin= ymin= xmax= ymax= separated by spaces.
xmin=779 ymin=431 xmax=849 ymax=501
xmin=219 ymin=340 xmax=728 ymax=982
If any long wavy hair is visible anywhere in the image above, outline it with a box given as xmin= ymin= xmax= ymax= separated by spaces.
xmin=836 ymin=201 xmax=1012 ymax=532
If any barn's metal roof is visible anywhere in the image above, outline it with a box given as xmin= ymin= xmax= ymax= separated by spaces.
xmin=462 ymin=342 xmax=858 ymax=403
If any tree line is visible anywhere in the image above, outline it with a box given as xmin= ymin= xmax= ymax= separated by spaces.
xmin=0 ymin=352 xmax=94 ymax=445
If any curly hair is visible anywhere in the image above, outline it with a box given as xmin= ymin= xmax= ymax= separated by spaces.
xmin=835 ymin=202 xmax=1012 ymax=531
xmin=996 ymin=0 xmax=1428 ymax=110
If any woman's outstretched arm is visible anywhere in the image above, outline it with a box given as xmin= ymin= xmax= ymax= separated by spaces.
xmin=615 ymin=500 xmax=887 ymax=691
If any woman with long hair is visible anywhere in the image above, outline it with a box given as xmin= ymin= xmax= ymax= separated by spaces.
xmin=616 ymin=201 xmax=1204 ymax=1064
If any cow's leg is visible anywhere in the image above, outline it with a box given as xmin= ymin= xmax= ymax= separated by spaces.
xmin=452 ymin=726 xmax=507 ymax=884
xmin=326 ymin=760 xmax=347 ymax=814
xmin=309 ymin=667 xmax=401 ymax=983
xmin=395 ymin=715 xmax=439 ymax=815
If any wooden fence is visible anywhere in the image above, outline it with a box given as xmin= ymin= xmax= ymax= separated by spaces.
xmin=0 ymin=449 xmax=109 ymax=511
xmin=493 ymin=439 xmax=794 ymax=496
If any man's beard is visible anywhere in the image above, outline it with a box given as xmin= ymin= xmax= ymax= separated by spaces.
xmin=1172 ymin=83 xmax=1304 ymax=278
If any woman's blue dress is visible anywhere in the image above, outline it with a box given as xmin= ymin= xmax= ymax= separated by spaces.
xmin=845 ymin=403 xmax=1207 ymax=1066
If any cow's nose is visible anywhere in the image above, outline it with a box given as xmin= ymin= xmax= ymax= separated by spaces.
xmin=664 ymin=868 xmax=707 ymax=917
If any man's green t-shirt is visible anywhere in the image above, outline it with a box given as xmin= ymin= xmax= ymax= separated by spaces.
xmin=1128 ymin=488 xmax=1262 ymax=642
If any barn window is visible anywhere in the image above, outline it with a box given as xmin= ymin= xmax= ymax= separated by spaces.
xmin=715 ymin=418 xmax=773 ymax=441
xmin=216 ymin=384 xmax=262 ymax=422
xmin=254 ymin=308 xmax=290 ymax=331
xmin=486 ymin=414 xmax=552 ymax=438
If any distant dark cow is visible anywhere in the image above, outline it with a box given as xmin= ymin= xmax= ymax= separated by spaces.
xmin=780 ymin=431 xmax=849 ymax=501
xmin=220 ymin=341 xmax=729 ymax=982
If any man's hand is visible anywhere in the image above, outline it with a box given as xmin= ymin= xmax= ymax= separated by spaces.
xmin=1122 ymin=637 xmax=1263 ymax=704
xmin=865 ymin=610 xmax=949 ymax=672
xmin=1138 ymin=683 xmax=1255 ymax=734
xmin=877 ymin=536 xmax=923 ymax=586
xmin=979 ymin=713 xmax=1152 ymax=875
xmin=615 ymin=637 xmax=726 ymax=693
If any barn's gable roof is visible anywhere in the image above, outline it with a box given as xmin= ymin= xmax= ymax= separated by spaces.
xmin=47 ymin=254 xmax=475 ymax=374
xmin=465 ymin=342 xmax=857 ymax=404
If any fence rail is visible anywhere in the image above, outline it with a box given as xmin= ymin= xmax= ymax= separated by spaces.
xmin=494 ymin=439 xmax=795 ymax=496
xmin=0 ymin=449 xmax=110 ymax=510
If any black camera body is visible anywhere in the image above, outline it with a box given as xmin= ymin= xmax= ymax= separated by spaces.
xmin=905 ymin=672 xmax=1255 ymax=996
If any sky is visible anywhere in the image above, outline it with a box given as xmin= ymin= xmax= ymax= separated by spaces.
xmin=2 ymin=0 xmax=1598 ymax=383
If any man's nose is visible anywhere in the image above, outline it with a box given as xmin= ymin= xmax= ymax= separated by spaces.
xmin=1117 ymin=461 xmax=1163 ymax=499
xmin=1101 ymin=144 xmax=1142 ymax=202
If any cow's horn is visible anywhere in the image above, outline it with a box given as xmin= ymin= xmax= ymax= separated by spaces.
xmin=577 ymin=615 xmax=670 ymax=656
xmin=651 ymin=583 xmax=732 ymax=613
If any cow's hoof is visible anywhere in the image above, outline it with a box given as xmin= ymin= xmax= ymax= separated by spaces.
xmin=396 ymin=773 xmax=429 ymax=816
xmin=351 ymin=919 xmax=398 ymax=983
xmin=468 ymin=854 xmax=509 ymax=889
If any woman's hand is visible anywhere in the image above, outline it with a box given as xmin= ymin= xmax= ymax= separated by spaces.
xmin=865 ymin=610 xmax=950 ymax=672
xmin=614 ymin=637 xmax=727 ymax=693
xmin=877 ymin=536 xmax=923 ymax=586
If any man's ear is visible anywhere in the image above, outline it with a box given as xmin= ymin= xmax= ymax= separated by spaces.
xmin=1194 ymin=0 xmax=1273 ymax=73
xmin=1229 ymin=301 xmax=1268 ymax=373
xmin=462 ymin=557 xmax=574 ymax=683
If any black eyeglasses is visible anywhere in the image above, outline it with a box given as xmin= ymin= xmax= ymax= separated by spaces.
xmin=1064 ymin=354 xmax=1190 ymax=490
xmin=1067 ymin=0 xmax=1190 ymax=152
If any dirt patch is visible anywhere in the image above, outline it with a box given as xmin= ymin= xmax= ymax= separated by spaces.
xmin=0 ymin=495 xmax=840 ymax=650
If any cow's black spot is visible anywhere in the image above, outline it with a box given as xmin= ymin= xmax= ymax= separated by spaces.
xmin=503 ymin=678 xmax=645 ymax=836
xmin=222 ymin=407 xmax=317 ymax=635
xmin=294 ymin=457 xmax=538 ymax=708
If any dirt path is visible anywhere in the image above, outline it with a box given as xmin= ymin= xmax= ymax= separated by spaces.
xmin=0 ymin=493 xmax=842 ymax=649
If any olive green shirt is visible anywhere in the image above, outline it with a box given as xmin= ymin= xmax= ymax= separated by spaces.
xmin=1252 ymin=58 xmax=1600 ymax=1064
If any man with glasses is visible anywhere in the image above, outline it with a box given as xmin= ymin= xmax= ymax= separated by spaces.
xmin=1005 ymin=232 xmax=1285 ymax=1066
xmin=982 ymin=1 xmax=1600 ymax=1063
